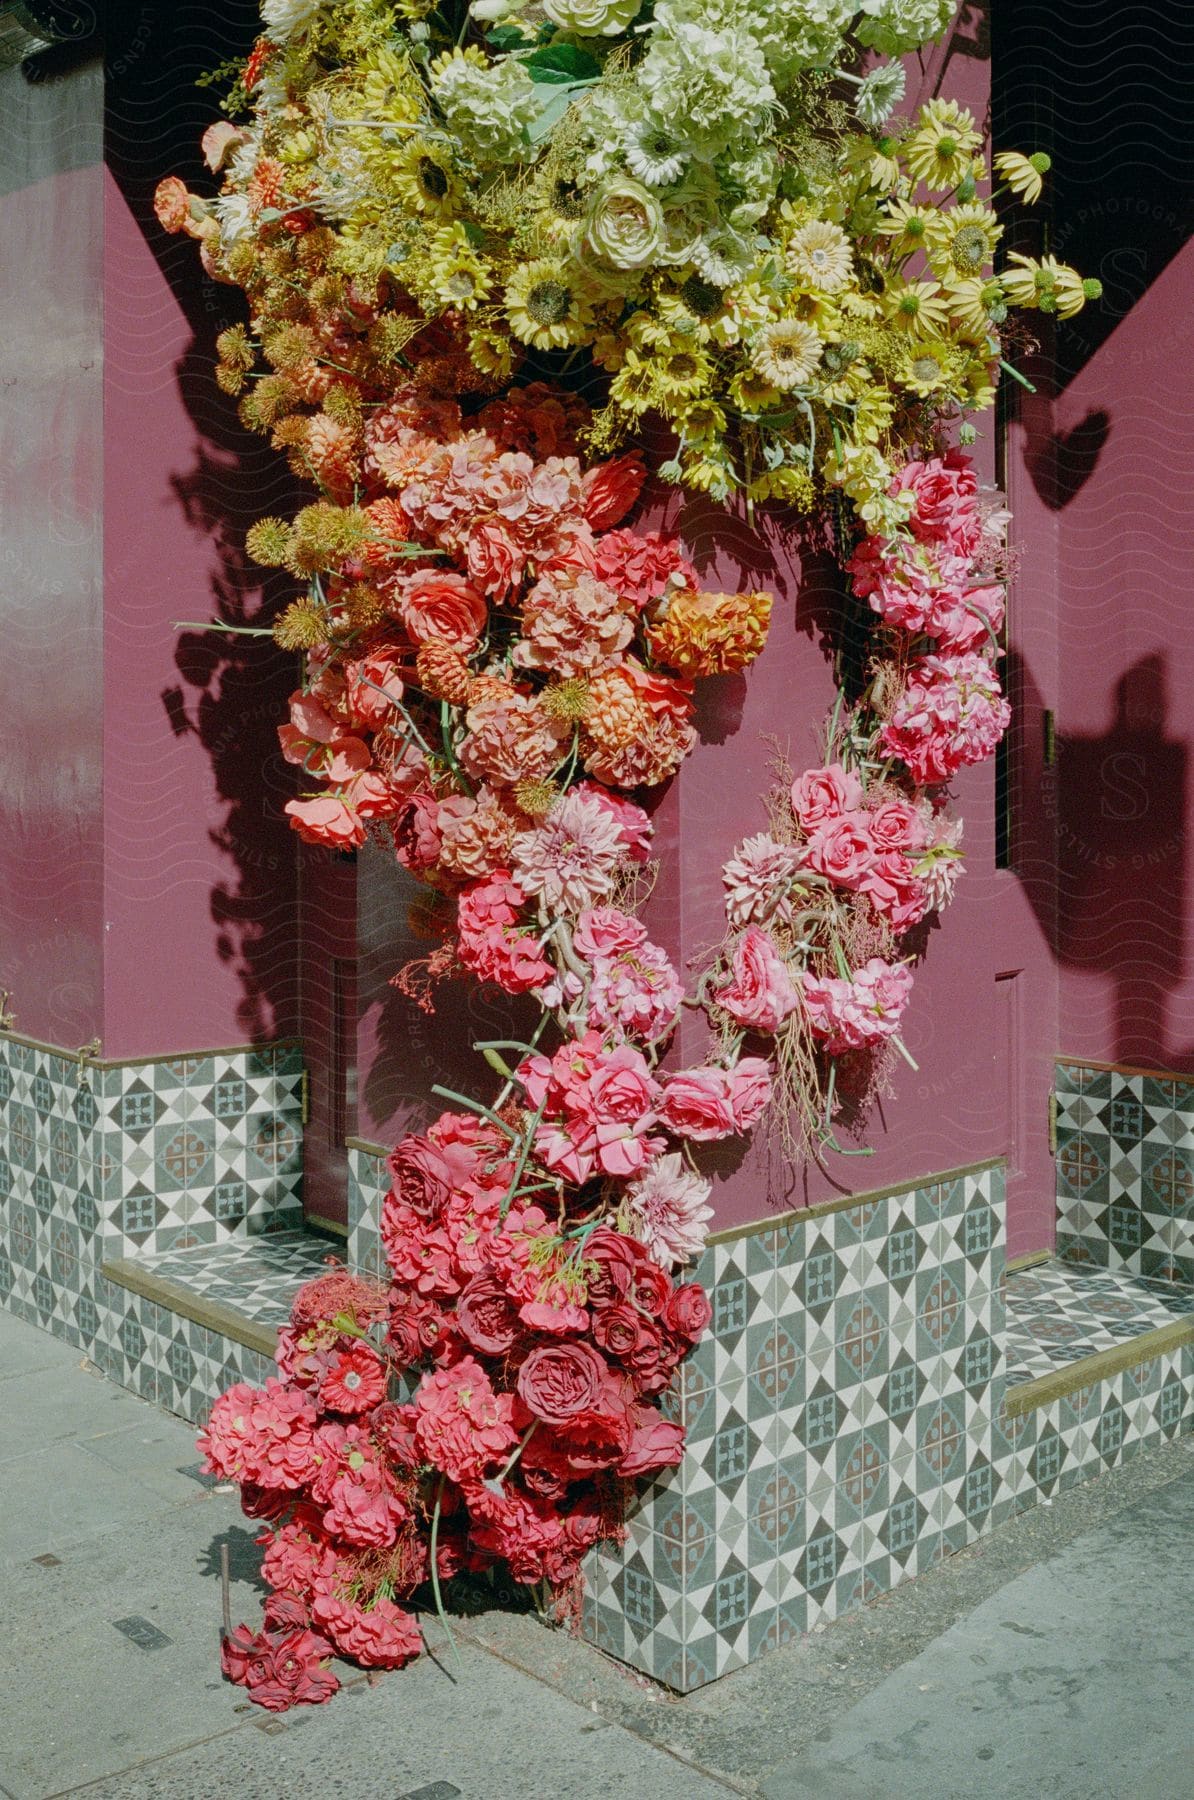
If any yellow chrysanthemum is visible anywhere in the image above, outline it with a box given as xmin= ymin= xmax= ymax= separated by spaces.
xmin=786 ymin=220 xmax=853 ymax=293
xmin=647 ymin=588 xmax=772 ymax=677
xmin=882 ymin=275 xmax=952 ymax=335
xmin=925 ymin=204 xmax=1003 ymax=280
xmin=750 ymin=318 xmax=824 ymax=390
xmin=904 ymin=100 xmax=983 ymax=190
xmin=505 ymin=258 xmax=595 ymax=349
xmin=993 ymin=150 xmax=1051 ymax=204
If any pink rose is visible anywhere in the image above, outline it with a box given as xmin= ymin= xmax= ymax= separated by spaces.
xmin=791 ymin=763 xmax=864 ymax=829
xmin=868 ymin=798 xmax=927 ymax=852
xmin=617 ymin=1408 xmax=686 ymax=1478
xmin=803 ymin=813 xmax=876 ymax=888
xmin=658 ymin=1066 xmax=736 ymax=1141
xmin=284 ymin=794 xmax=367 ymax=850
xmin=464 ymin=518 xmax=520 ymax=600
xmin=574 ymin=907 xmax=647 ymax=960
xmin=896 ymin=451 xmax=981 ymax=555
xmin=581 ymin=452 xmax=647 ymax=531
xmin=717 ymin=927 xmax=799 ymax=1034
xmin=724 ymin=1057 xmax=773 ymax=1130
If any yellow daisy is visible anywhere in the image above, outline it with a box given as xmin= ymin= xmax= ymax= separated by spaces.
xmin=925 ymin=203 xmax=1003 ymax=280
xmin=882 ymin=275 xmax=952 ymax=335
xmin=904 ymin=99 xmax=983 ymax=190
xmin=505 ymin=258 xmax=595 ymax=349
xmin=993 ymin=150 xmax=1051 ymax=204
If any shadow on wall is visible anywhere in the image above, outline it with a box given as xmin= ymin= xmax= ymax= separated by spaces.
xmin=101 ymin=0 xmax=301 ymax=1042
xmin=995 ymin=0 xmax=1194 ymax=1074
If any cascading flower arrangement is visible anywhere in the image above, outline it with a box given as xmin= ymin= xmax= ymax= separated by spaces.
xmin=159 ymin=0 xmax=1097 ymax=1709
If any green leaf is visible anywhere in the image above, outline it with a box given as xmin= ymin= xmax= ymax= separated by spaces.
xmin=525 ymin=43 xmax=602 ymax=84
xmin=526 ymin=86 xmax=584 ymax=143
xmin=488 ymin=25 xmax=534 ymax=51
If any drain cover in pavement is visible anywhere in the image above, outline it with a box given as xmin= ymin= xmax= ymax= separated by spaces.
xmin=112 ymin=1616 xmax=172 ymax=1650
xmin=402 ymin=1787 xmax=462 ymax=1800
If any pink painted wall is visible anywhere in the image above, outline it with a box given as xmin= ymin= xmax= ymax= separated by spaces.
xmin=0 ymin=63 xmax=105 ymax=1047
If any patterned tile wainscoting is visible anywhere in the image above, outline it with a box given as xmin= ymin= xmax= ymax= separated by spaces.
xmin=1055 ymin=1058 xmax=1194 ymax=1284
xmin=0 ymin=1030 xmax=304 ymax=1406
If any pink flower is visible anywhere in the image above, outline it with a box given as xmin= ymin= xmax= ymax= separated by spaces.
xmin=657 ymin=1066 xmax=736 ymax=1141
xmin=592 ymin=528 xmax=698 ymax=610
xmin=802 ymin=958 xmax=914 ymax=1054
xmin=414 ymin=1356 xmax=518 ymax=1483
xmin=918 ymin=813 xmax=965 ymax=912
xmin=393 ymin=791 xmax=442 ymax=873
xmin=572 ymin=782 xmax=653 ymax=863
xmin=513 ymin=568 xmax=635 ymax=678
xmin=519 ymin=1032 xmax=663 ymax=1183
xmin=310 ymin=1423 xmax=409 ymax=1548
xmin=511 ymin=790 xmax=626 ymax=916
xmin=791 ymin=764 xmax=864 ymax=828
xmin=724 ymin=1057 xmax=773 ymax=1130
xmin=717 ymin=927 xmax=799 ymax=1034
xmin=199 ymin=1380 xmax=318 ymax=1490
xmin=803 ymin=813 xmax=877 ymax=888
xmin=625 ymin=1153 xmax=714 ymax=1267
xmin=868 ymin=798 xmax=928 ymax=853
xmin=573 ymin=906 xmax=646 ymax=959
xmin=344 ymin=650 xmax=405 ymax=729
xmin=881 ymin=654 xmax=1010 ymax=785
xmin=311 ymin=1592 xmax=423 ymax=1669
xmin=722 ymin=832 xmax=804 ymax=928
xmin=284 ymin=793 xmax=368 ymax=850
xmin=857 ymin=852 xmax=927 ymax=932
xmin=319 ymin=1344 xmax=388 ymax=1416
xmin=436 ymin=787 xmax=519 ymax=880
xmin=458 ymin=693 xmax=567 ymax=789
xmin=516 ymin=1340 xmax=608 ymax=1425
xmin=456 ymin=871 xmax=554 ymax=994
xmin=393 ymin=568 xmax=488 ymax=646
xmin=577 ymin=913 xmax=683 ymax=1044
xmin=894 ymin=450 xmax=982 ymax=555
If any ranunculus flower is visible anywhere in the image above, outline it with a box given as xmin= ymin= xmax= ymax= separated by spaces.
xmin=456 ymin=1272 xmax=522 ymax=1356
xmin=516 ymin=1340 xmax=608 ymax=1425
xmin=717 ymin=926 xmax=799 ymax=1034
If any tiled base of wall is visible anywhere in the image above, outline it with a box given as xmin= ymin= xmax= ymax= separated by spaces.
xmin=1055 ymin=1059 xmax=1194 ymax=1284
xmin=0 ymin=1030 xmax=304 ymax=1418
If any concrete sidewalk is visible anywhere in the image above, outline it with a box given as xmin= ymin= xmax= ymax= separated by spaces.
xmin=2 ymin=1306 xmax=1192 ymax=1800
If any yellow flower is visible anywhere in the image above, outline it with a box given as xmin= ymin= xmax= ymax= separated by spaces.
xmin=874 ymin=199 xmax=936 ymax=257
xmin=671 ymin=396 xmax=728 ymax=440
xmin=747 ymin=463 xmax=816 ymax=509
xmin=729 ymin=368 xmax=784 ymax=414
xmin=750 ymin=318 xmax=824 ymax=390
xmin=900 ymin=337 xmax=964 ymax=398
xmin=427 ymin=224 xmax=492 ymax=312
xmin=904 ymin=99 xmax=983 ymax=190
xmin=882 ymin=275 xmax=952 ymax=335
xmin=786 ymin=220 xmax=853 ymax=293
xmin=924 ymin=203 xmax=1002 ymax=280
xmin=647 ymin=588 xmax=772 ymax=677
xmin=505 ymin=258 xmax=595 ymax=349
xmin=942 ymin=276 xmax=1004 ymax=338
xmin=468 ymin=326 xmax=517 ymax=379
xmin=842 ymin=132 xmax=902 ymax=193
xmin=653 ymin=342 xmax=715 ymax=408
xmin=993 ymin=150 xmax=1051 ymax=204
xmin=392 ymin=142 xmax=459 ymax=217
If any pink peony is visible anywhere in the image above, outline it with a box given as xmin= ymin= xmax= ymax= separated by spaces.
xmin=221 ymin=1623 xmax=338 ymax=1712
xmin=657 ymin=1065 xmax=736 ymax=1141
xmin=724 ymin=1056 xmax=773 ymax=1130
xmin=717 ymin=927 xmax=799 ymax=1034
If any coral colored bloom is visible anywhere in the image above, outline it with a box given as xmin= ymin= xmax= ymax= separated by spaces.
xmin=414 ymin=1356 xmax=518 ymax=1483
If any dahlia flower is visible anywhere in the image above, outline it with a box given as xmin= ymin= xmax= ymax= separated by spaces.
xmin=512 ymin=790 xmax=626 ymax=916
xmin=625 ymin=1152 xmax=714 ymax=1267
xmin=722 ymin=833 xmax=803 ymax=928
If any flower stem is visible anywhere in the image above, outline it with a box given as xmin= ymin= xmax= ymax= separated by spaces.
xmin=428 ymin=1478 xmax=462 ymax=1675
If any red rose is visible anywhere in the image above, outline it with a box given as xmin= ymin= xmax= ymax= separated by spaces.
xmin=262 ymin=1591 xmax=310 ymax=1632
xmin=221 ymin=1624 xmax=338 ymax=1712
xmin=516 ymin=1340 xmax=607 ymax=1425
xmin=618 ymin=1407 xmax=686 ymax=1478
xmin=457 ymin=1272 xmax=522 ymax=1357
xmin=584 ymin=1226 xmax=638 ymax=1306
xmin=582 ymin=452 xmax=647 ymax=531
xmin=627 ymin=1254 xmax=672 ymax=1320
xmin=396 ymin=570 xmax=488 ymax=647
xmin=592 ymin=1301 xmax=649 ymax=1362
xmin=664 ymin=1282 xmax=712 ymax=1343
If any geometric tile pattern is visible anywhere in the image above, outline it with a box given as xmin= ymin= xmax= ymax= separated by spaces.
xmin=347 ymin=1139 xmax=388 ymax=1280
xmin=578 ymin=1163 xmax=1010 ymax=1691
xmin=1005 ymin=1260 xmax=1194 ymax=1387
xmin=0 ymin=1030 xmax=305 ymax=1414
xmin=1055 ymin=1059 xmax=1194 ymax=1285
xmin=129 ymin=1230 xmax=338 ymax=1329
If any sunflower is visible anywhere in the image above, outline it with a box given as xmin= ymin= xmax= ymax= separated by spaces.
xmin=652 ymin=342 xmax=715 ymax=408
xmin=903 ymin=99 xmax=983 ymax=190
xmin=925 ymin=204 xmax=1002 ymax=280
xmin=392 ymin=141 xmax=458 ymax=217
xmin=786 ymin=220 xmax=853 ymax=293
xmin=426 ymin=225 xmax=493 ymax=311
xmin=729 ymin=367 xmax=785 ymax=414
xmin=468 ymin=326 xmax=517 ymax=379
xmin=750 ymin=318 xmax=824 ymax=390
xmin=882 ymin=275 xmax=952 ymax=336
xmin=505 ymin=258 xmax=595 ymax=349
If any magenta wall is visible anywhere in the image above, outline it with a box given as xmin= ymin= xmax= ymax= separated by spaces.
xmin=0 ymin=63 xmax=105 ymax=1046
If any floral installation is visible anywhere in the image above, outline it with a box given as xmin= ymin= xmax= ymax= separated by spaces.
xmin=160 ymin=0 xmax=1096 ymax=1710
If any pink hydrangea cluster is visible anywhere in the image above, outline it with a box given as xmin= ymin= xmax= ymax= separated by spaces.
xmin=881 ymin=653 xmax=1012 ymax=785
xmin=802 ymin=958 xmax=915 ymax=1054
xmin=574 ymin=907 xmax=683 ymax=1044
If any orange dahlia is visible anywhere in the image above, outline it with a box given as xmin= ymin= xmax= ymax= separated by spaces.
xmin=415 ymin=640 xmax=474 ymax=705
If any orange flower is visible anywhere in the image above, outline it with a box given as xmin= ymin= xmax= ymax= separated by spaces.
xmin=647 ymin=588 xmax=773 ymax=677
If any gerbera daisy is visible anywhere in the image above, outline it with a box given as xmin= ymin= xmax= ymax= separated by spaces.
xmin=786 ymin=220 xmax=853 ymax=293
xmin=749 ymin=318 xmax=824 ymax=390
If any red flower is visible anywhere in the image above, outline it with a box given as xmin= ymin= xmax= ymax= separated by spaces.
xmin=319 ymin=1344 xmax=388 ymax=1415
xmin=618 ymin=1407 xmax=686 ymax=1478
xmin=516 ymin=1340 xmax=608 ymax=1426
xmin=221 ymin=1623 xmax=338 ymax=1713
xmin=584 ymin=1227 xmax=639 ymax=1306
xmin=582 ymin=452 xmax=647 ymax=530
xmin=312 ymin=1592 xmax=423 ymax=1668
xmin=414 ymin=1356 xmax=518 ymax=1483
xmin=457 ymin=1272 xmax=522 ymax=1356
xmin=664 ymin=1283 xmax=712 ymax=1343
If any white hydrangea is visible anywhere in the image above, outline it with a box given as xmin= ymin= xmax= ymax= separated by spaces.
xmin=638 ymin=16 xmax=775 ymax=155
xmin=260 ymin=0 xmax=322 ymax=41
xmin=430 ymin=54 xmax=540 ymax=165
xmin=752 ymin=0 xmax=856 ymax=83
xmin=855 ymin=0 xmax=958 ymax=58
